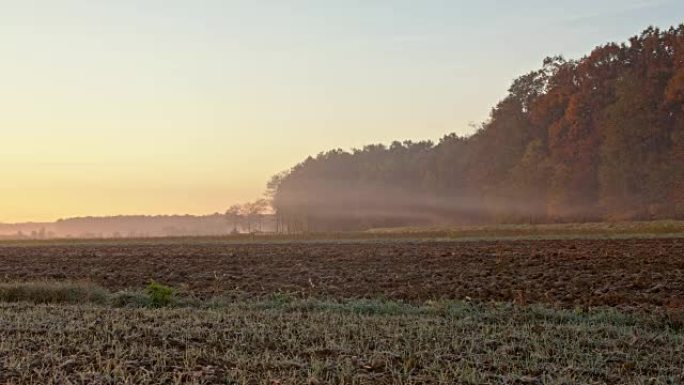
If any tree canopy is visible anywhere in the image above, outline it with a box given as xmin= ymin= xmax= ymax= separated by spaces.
xmin=269 ymin=26 xmax=684 ymax=231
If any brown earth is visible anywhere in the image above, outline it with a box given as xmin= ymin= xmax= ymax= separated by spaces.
xmin=1 ymin=238 xmax=683 ymax=309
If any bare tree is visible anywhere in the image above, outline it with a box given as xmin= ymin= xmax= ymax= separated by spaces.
xmin=251 ymin=198 xmax=270 ymax=232
xmin=225 ymin=204 xmax=242 ymax=233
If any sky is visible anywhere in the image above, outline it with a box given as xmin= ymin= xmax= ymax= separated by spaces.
xmin=1 ymin=0 xmax=683 ymax=222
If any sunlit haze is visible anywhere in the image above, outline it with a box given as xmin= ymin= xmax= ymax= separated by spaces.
xmin=1 ymin=0 xmax=682 ymax=222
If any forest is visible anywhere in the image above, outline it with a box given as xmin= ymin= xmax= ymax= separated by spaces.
xmin=269 ymin=26 xmax=684 ymax=231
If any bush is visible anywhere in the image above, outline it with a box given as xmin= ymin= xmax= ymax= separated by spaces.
xmin=146 ymin=280 xmax=175 ymax=307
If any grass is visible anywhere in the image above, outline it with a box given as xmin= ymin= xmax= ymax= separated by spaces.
xmin=0 ymin=282 xmax=683 ymax=384
xmin=0 ymin=281 xmax=110 ymax=305
xmin=0 ymin=281 xmax=178 ymax=308
xmin=367 ymin=219 xmax=684 ymax=239
xmin=2 ymin=220 xmax=684 ymax=246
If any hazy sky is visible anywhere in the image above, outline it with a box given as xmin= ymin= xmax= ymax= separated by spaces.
xmin=1 ymin=0 xmax=682 ymax=222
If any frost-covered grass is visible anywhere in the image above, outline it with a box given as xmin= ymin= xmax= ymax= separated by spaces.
xmin=0 ymin=283 xmax=682 ymax=384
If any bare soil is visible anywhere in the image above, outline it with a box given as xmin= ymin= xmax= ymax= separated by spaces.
xmin=1 ymin=238 xmax=683 ymax=309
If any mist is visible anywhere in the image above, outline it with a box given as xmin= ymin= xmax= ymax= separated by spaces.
xmin=0 ymin=214 xmax=277 ymax=240
xmin=269 ymin=27 xmax=684 ymax=231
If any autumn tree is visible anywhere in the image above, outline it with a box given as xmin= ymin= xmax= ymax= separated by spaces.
xmin=268 ymin=25 xmax=684 ymax=230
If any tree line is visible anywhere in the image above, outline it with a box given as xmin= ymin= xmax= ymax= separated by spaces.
xmin=267 ymin=26 xmax=684 ymax=231
xmin=225 ymin=199 xmax=271 ymax=233
xmin=0 ymin=214 xmax=276 ymax=239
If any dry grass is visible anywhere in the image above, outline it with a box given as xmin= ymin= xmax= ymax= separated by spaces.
xmin=0 ymin=281 xmax=109 ymax=305
xmin=0 ymin=291 xmax=683 ymax=384
xmin=2 ymin=220 xmax=684 ymax=246
xmin=368 ymin=219 xmax=684 ymax=240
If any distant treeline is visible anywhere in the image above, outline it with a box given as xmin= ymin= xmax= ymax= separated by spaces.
xmin=0 ymin=213 xmax=275 ymax=239
xmin=269 ymin=26 xmax=684 ymax=231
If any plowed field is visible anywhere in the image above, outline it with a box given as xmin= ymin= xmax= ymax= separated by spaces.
xmin=1 ymin=238 xmax=683 ymax=309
